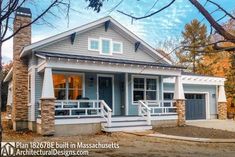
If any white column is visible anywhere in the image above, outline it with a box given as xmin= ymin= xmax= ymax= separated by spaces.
xmin=125 ymin=73 xmax=129 ymax=115
xmin=41 ymin=67 xmax=55 ymax=99
xmin=173 ymin=76 xmax=185 ymax=100
xmin=218 ymin=85 xmax=227 ymax=102
xmin=7 ymin=85 xmax=12 ymax=106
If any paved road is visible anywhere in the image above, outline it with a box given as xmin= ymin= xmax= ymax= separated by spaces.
xmin=187 ymin=119 xmax=235 ymax=132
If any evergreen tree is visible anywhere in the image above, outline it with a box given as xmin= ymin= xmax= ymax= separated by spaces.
xmin=176 ymin=19 xmax=209 ymax=73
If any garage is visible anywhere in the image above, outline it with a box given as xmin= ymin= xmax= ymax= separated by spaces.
xmin=185 ymin=94 xmax=206 ymax=120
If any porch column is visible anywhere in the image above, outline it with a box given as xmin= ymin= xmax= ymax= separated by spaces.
xmin=125 ymin=73 xmax=129 ymax=115
xmin=40 ymin=67 xmax=55 ymax=136
xmin=174 ymin=76 xmax=185 ymax=126
xmin=217 ymin=85 xmax=227 ymax=120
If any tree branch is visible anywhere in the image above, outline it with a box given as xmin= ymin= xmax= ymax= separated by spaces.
xmin=117 ymin=0 xmax=175 ymax=20
xmin=2 ymin=0 xmax=61 ymax=42
xmin=189 ymin=0 xmax=235 ymax=43
xmin=207 ymin=0 xmax=235 ymax=20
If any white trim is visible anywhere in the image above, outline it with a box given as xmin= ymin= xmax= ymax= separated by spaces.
xmin=97 ymin=74 xmax=115 ymax=115
xmin=46 ymin=59 xmax=181 ymax=76
xmin=53 ymin=115 xmax=178 ymax=125
xmin=163 ymin=75 xmax=225 ymax=86
xmin=29 ymin=66 xmax=36 ymax=121
xmin=163 ymin=90 xmax=210 ymax=120
xmin=125 ymin=73 xmax=129 ymax=115
xmin=88 ymin=38 xmax=99 ymax=51
xmin=3 ymin=67 xmax=13 ymax=82
xmin=112 ymin=41 xmax=123 ymax=54
xmin=20 ymin=16 xmax=172 ymax=64
xmin=131 ymin=74 xmax=159 ymax=105
xmin=35 ymin=54 xmax=46 ymax=59
xmin=99 ymin=37 xmax=112 ymax=56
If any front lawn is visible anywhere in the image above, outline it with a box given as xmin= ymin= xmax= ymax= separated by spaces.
xmin=154 ymin=126 xmax=235 ymax=139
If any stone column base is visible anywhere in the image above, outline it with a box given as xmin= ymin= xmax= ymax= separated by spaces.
xmin=218 ymin=102 xmax=227 ymax=120
xmin=40 ymin=98 xmax=55 ymax=136
xmin=176 ymin=99 xmax=186 ymax=127
xmin=13 ymin=120 xmax=28 ymax=131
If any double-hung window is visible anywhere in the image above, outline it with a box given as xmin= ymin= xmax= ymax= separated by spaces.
xmin=133 ymin=77 xmax=158 ymax=103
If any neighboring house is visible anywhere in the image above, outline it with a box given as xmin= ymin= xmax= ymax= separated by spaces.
xmin=4 ymin=7 xmax=227 ymax=136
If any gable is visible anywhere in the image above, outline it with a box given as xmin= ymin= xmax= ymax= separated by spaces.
xmin=37 ymin=25 xmax=163 ymax=63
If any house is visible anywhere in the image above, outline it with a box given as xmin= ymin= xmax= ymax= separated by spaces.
xmin=4 ymin=7 xmax=227 ymax=136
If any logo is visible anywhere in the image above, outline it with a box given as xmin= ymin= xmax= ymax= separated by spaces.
xmin=1 ymin=142 xmax=15 ymax=156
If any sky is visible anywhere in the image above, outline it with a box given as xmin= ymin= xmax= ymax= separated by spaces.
xmin=2 ymin=0 xmax=235 ymax=63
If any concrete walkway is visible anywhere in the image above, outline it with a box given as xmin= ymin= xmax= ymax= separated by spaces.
xmin=187 ymin=119 xmax=235 ymax=132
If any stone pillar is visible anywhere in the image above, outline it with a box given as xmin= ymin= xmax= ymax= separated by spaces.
xmin=39 ymin=68 xmax=55 ymax=136
xmin=6 ymin=105 xmax=13 ymax=129
xmin=176 ymin=100 xmax=186 ymax=126
xmin=174 ymin=76 xmax=185 ymax=126
xmin=217 ymin=85 xmax=227 ymax=120
xmin=40 ymin=98 xmax=55 ymax=136
xmin=12 ymin=7 xmax=32 ymax=131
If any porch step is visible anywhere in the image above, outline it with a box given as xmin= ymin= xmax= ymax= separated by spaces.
xmin=102 ymin=125 xmax=152 ymax=132
xmin=101 ymin=120 xmax=148 ymax=127
xmin=101 ymin=119 xmax=152 ymax=132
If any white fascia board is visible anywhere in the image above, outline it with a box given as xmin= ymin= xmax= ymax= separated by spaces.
xmin=3 ymin=67 xmax=13 ymax=82
xmin=20 ymin=16 xmax=172 ymax=65
xmin=163 ymin=75 xmax=225 ymax=86
xmin=45 ymin=59 xmax=181 ymax=76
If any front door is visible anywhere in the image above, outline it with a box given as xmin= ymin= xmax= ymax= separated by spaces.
xmin=98 ymin=76 xmax=113 ymax=110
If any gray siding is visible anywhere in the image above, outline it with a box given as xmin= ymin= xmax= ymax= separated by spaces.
xmin=163 ymin=83 xmax=217 ymax=118
xmin=38 ymin=26 xmax=159 ymax=62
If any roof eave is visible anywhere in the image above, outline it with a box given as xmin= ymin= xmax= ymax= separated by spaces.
xmin=3 ymin=67 xmax=13 ymax=82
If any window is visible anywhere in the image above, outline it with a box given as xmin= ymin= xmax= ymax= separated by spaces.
xmin=28 ymin=74 xmax=31 ymax=103
xmin=113 ymin=41 xmax=123 ymax=54
xmin=146 ymin=79 xmax=157 ymax=100
xmin=133 ymin=78 xmax=144 ymax=102
xmin=53 ymin=74 xmax=84 ymax=100
xmin=101 ymin=38 xmax=111 ymax=55
xmin=88 ymin=37 xmax=123 ymax=55
xmin=133 ymin=77 xmax=158 ymax=103
xmin=88 ymin=38 xmax=99 ymax=51
xmin=164 ymin=93 xmax=174 ymax=100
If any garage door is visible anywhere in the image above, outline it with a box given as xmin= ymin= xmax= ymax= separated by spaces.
xmin=185 ymin=94 xmax=206 ymax=120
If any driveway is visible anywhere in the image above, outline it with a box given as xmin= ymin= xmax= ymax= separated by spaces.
xmin=187 ymin=119 xmax=235 ymax=132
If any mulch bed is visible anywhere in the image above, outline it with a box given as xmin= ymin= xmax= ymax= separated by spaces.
xmin=154 ymin=126 xmax=235 ymax=139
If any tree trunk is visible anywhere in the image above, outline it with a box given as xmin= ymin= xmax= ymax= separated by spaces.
xmin=0 ymin=1 xmax=2 ymax=145
xmin=0 ymin=39 xmax=2 ymax=146
xmin=189 ymin=0 xmax=235 ymax=43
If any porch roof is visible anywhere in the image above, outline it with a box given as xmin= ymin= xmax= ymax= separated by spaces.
xmin=36 ymin=51 xmax=185 ymax=69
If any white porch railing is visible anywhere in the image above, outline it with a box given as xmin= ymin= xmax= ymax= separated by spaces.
xmin=138 ymin=100 xmax=151 ymax=125
xmin=38 ymin=100 xmax=113 ymax=127
xmin=140 ymin=100 xmax=177 ymax=115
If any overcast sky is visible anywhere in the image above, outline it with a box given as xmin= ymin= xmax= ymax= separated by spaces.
xmin=2 ymin=0 xmax=234 ymax=63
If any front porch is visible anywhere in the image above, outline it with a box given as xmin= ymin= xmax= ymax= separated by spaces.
xmin=37 ymin=99 xmax=177 ymax=133
xmin=35 ymin=52 xmax=185 ymax=135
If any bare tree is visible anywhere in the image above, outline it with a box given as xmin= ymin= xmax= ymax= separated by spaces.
xmin=0 ymin=0 xmax=79 ymax=144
